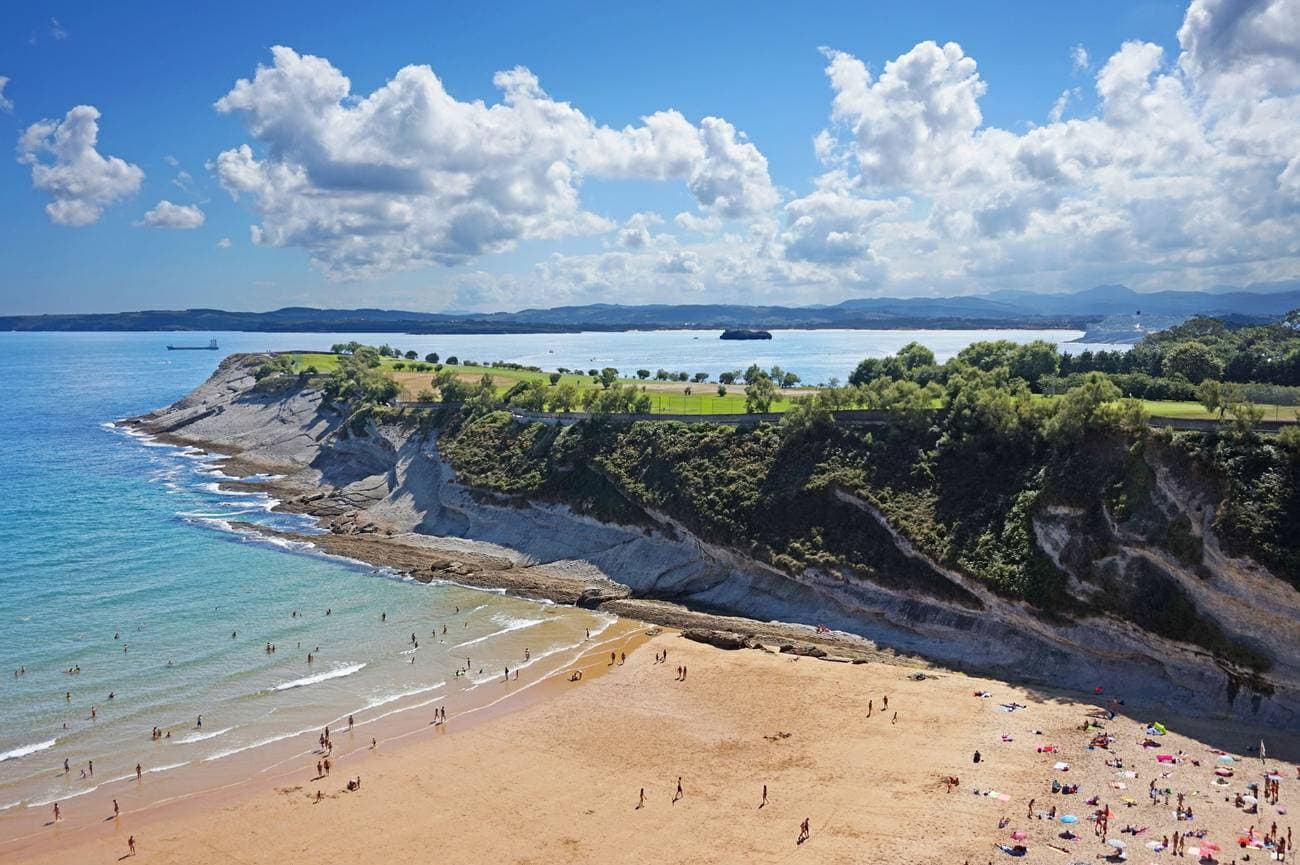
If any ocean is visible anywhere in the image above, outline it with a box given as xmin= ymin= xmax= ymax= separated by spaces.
xmin=0 ymin=328 xmax=1122 ymax=823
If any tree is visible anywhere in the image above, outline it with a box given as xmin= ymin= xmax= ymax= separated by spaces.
xmin=446 ymin=355 xmax=459 ymax=365
xmin=744 ymin=373 xmax=777 ymax=413
xmin=692 ymin=372 xmax=709 ymax=383
xmin=393 ymin=362 xmax=406 ymax=371
xmin=718 ymin=371 xmax=737 ymax=385
xmin=549 ymin=383 xmax=578 ymax=412
xmin=549 ymin=372 xmax=562 ymax=385
xmin=432 ymin=370 xmax=468 ymax=403
xmin=599 ymin=367 xmax=619 ymax=389
xmin=1009 ymin=341 xmax=1060 ymax=386
xmin=895 ymin=341 xmax=936 ymax=372
xmin=507 ymin=380 xmax=547 ymax=411
xmin=676 ymin=371 xmax=690 ymax=382
xmin=717 ymin=384 xmax=727 ymax=397
xmin=781 ymin=372 xmax=800 ymax=388
xmin=587 ymin=368 xmax=599 ymax=378
xmin=848 ymin=357 xmax=886 ymax=387
xmin=378 ymin=344 xmax=395 ymax=357
xmin=1042 ymin=372 xmax=1123 ymax=444
xmin=743 ymin=363 xmax=764 ymax=385
xmin=956 ymin=340 xmax=1018 ymax=373
xmin=655 ymin=369 xmax=671 ymax=381
xmin=424 ymin=352 xmax=440 ymax=364
xmin=1196 ymin=379 xmax=1243 ymax=419
xmin=323 ymin=352 xmax=399 ymax=405
xmin=1162 ymin=341 xmax=1223 ymax=384
xmin=636 ymin=369 xmax=651 ymax=380
xmin=684 ymin=386 xmax=693 ymax=396
xmin=404 ymin=350 xmax=418 ymax=360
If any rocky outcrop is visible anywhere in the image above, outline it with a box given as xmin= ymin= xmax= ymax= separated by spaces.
xmin=129 ymin=354 xmax=1300 ymax=727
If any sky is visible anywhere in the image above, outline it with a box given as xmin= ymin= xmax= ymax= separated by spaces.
xmin=1 ymin=0 xmax=1299 ymax=315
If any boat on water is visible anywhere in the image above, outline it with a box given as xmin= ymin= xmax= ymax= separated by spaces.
xmin=166 ymin=339 xmax=220 ymax=351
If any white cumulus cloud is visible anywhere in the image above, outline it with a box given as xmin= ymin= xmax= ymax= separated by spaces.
xmin=0 ymin=77 xmax=12 ymax=113
xmin=211 ymin=46 xmax=778 ymax=280
xmin=17 ymin=105 xmax=144 ymax=226
xmin=140 ymin=200 xmax=205 ymax=229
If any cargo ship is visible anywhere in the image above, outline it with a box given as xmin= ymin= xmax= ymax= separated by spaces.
xmin=166 ymin=339 xmax=220 ymax=351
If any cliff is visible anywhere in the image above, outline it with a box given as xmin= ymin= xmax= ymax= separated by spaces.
xmin=130 ymin=353 xmax=1300 ymax=727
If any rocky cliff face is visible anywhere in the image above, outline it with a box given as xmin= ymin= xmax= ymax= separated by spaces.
xmin=132 ymin=354 xmax=1300 ymax=727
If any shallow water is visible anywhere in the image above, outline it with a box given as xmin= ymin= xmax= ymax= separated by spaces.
xmin=0 ymin=328 xmax=1123 ymax=813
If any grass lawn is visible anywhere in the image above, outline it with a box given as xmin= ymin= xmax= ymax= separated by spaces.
xmin=288 ymin=352 xmax=803 ymax=414
xmin=1140 ymin=400 xmax=1297 ymax=422
xmin=287 ymin=353 xmax=1296 ymax=422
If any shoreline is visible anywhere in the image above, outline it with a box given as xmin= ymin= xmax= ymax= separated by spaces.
xmin=13 ymin=630 xmax=1299 ymax=865
xmin=0 ymin=607 xmax=651 ymax=862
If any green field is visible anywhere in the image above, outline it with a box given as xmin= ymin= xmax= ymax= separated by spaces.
xmin=288 ymin=352 xmax=1297 ymax=422
xmin=1140 ymin=400 xmax=1296 ymax=422
xmin=288 ymin=352 xmax=801 ymax=414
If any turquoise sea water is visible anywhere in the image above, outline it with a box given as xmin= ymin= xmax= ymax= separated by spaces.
xmin=0 ymin=328 xmax=1118 ymax=815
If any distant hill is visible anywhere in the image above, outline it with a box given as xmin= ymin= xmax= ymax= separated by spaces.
xmin=2 ymin=284 xmax=1296 ymax=334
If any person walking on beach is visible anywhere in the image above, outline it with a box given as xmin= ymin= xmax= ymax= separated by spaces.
xmin=127 ymin=835 xmax=136 ymax=856
xmin=113 ymin=799 xmax=119 ymax=818
xmin=136 ymin=762 xmax=142 ymax=780
xmin=761 ymin=784 xmax=768 ymax=808
xmin=637 ymin=788 xmax=645 ymax=809
xmin=197 ymin=715 xmax=202 ymax=728
xmin=323 ymin=757 xmax=331 ymax=776
xmin=316 ymin=760 xmax=323 ymax=778
xmin=673 ymin=777 xmax=683 ymax=803
xmin=798 ymin=817 xmax=810 ymax=844
xmin=88 ymin=760 xmax=94 ymax=776
xmin=681 ymin=665 xmax=687 ymax=681
xmin=348 ymin=715 xmax=354 ymax=731
xmin=610 ymin=651 xmax=616 ymax=666
xmin=52 ymin=803 xmax=60 ymax=823
xmin=867 ymin=699 xmax=873 ymax=718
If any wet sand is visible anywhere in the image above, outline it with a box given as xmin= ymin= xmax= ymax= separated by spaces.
xmin=12 ymin=632 xmax=1297 ymax=865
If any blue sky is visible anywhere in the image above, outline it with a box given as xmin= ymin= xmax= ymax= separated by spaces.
xmin=2 ymin=0 xmax=1297 ymax=314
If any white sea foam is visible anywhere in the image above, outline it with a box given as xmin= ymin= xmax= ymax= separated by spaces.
xmin=363 ymin=683 xmax=445 ymax=712
xmin=0 ymin=800 xmax=22 ymax=813
xmin=30 ymin=784 xmax=98 ymax=807
xmin=199 ymin=482 xmax=258 ymax=496
xmin=273 ymin=663 xmax=366 ymax=692
xmin=204 ymin=725 xmax=321 ymax=762
xmin=0 ymin=739 xmax=56 ymax=763
xmin=451 ymin=616 xmax=545 ymax=649
xmin=174 ymin=727 xmax=232 ymax=744
xmin=146 ymin=761 xmax=190 ymax=774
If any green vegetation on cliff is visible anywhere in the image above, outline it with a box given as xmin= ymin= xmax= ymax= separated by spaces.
xmin=428 ymin=359 xmax=1297 ymax=671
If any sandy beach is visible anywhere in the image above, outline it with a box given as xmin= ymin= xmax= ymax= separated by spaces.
xmin=12 ymin=630 xmax=1296 ymax=865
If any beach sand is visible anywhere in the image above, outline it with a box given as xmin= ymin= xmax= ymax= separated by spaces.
xmin=13 ymin=632 xmax=1297 ymax=865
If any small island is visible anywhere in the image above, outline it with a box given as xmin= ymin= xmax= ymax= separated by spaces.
xmin=719 ymin=328 xmax=772 ymax=340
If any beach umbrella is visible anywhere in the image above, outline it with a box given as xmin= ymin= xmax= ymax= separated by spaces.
xmin=1242 ymin=794 xmax=1258 ymax=804
xmin=1060 ymin=814 xmax=1079 ymax=824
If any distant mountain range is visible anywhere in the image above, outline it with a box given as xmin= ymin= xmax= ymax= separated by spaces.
xmin=3 ymin=283 xmax=1297 ymax=335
